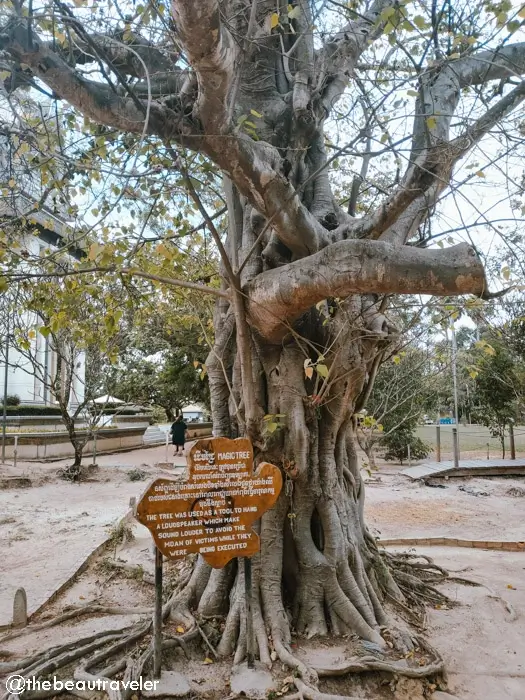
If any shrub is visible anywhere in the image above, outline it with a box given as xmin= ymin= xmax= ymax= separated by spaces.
xmin=3 ymin=405 xmax=63 ymax=416
xmin=128 ymin=468 xmax=147 ymax=481
xmin=383 ymin=427 xmax=431 ymax=465
xmin=4 ymin=394 xmax=20 ymax=406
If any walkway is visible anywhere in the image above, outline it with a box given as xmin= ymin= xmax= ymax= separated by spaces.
xmin=401 ymin=458 xmax=525 ymax=480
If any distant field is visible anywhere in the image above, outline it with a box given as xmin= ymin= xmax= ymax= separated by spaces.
xmin=415 ymin=424 xmax=525 ymax=456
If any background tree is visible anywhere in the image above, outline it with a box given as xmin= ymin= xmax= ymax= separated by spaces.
xmin=105 ymin=293 xmax=212 ymax=418
xmin=470 ymin=337 xmax=524 ymax=457
xmin=357 ymin=344 xmax=433 ymax=467
xmin=0 ymin=270 xmax=134 ymax=478
xmin=1 ymin=0 xmax=525 ymax=688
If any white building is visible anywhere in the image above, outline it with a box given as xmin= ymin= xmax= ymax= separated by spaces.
xmin=0 ymin=114 xmax=86 ymax=409
xmin=182 ymin=404 xmax=209 ymax=422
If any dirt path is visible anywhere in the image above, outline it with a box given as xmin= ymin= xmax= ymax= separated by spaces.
xmin=0 ymin=465 xmax=158 ymax=627
xmin=365 ymin=471 xmax=525 ymax=542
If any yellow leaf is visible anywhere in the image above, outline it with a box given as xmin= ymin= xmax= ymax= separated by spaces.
xmin=507 ymin=584 xmax=516 ymax=590
xmin=203 ymin=657 xmax=213 ymax=664
xmin=176 ymin=626 xmax=185 ymax=633
xmin=519 ymin=6 xmax=525 ymax=19
xmin=316 ymin=363 xmax=329 ymax=378
xmin=426 ymin=116 xmax=437 ymax=129
xmin=8 ymin=178 xmax=15 ymax=188
xmin=475 ymin=170 xmax=485 ymax=178
xmin=270 ymin=12 xmax=279 ymax=28
xmin=502 ymin=266 xmax=510 ymax=280
xmin=88 ymin=242 xmax=102 ymax=260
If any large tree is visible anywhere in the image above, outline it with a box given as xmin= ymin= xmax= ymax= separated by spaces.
xmin=1 ymin=0 xmax=525 ymax=689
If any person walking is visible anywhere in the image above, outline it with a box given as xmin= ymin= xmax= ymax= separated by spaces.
xmin=170 ymin=414 xmax=188 ymax=455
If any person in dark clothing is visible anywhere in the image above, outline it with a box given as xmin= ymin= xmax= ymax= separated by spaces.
xmin=170 ymin=415 xmax=188 ymax=455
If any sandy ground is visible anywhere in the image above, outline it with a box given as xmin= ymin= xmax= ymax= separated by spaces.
xmin=1 ymin=447 xmax=524 ymax=699
xmin=0 ymin=444 xmax=190 ymax=627
xmin=364 ymin=471 xmax=525 ymax=542
xmin=399 ymin=547 xmax=525 ymax=700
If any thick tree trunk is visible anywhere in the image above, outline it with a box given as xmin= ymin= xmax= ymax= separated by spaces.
xmin=176 ymin=175 xmax=404 ymax=666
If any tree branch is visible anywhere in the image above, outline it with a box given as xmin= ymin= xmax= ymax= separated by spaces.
xmin=246 ymin=241 xmax=486 ymax=341
xmin=4 ymin=266 xmax=230 ymax=299
xmin=172 ymin=0 xmax=238 ymax=133
xmin=317 ymin=0 xmax=394 ymax=114
xmin=413 ymin=42 xmax=525 ymax=153
xmin=61 ymin=29 xmax=177 ymax=79
xmin=341 ymin=77 xmax=525 ymax=244
xmin=0 ymin=16 xmax=200 ymax=143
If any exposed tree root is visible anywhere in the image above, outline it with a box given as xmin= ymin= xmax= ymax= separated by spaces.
xmin=379 ymin=551 xmax=463 ymax=625
xmin=292 ymin=678 xmax=363 ymax=700
xmin=0 ymin=605 xmax=152 ymax=645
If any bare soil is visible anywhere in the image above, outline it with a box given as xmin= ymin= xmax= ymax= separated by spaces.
xmin=0 ymin=448 xmax=524 ymax=699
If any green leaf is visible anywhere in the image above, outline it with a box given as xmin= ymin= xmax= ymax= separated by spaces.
xmin=316 ymin=363 xmax=329 ymax=378
xmin=380 ymin=6 xmax=396 ymax=21
xmin=39 ymin=326 xmax=51 ymax=338
xmin=413 ymin=15 xmax=427 ymax=30
xmin=288 ymin=5 xmax=300 ymax=19
xmin=407 ymin=89 xmax=419 ymax=97
xmin=250 ymin=109 xmax=263 ymax=118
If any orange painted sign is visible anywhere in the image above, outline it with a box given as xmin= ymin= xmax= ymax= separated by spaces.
xmin=135 ymin=437 xmax=282 ymax=568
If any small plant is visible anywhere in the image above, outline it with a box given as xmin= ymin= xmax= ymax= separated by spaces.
xmin=4 ymin=394 xmax=20 ymax=406
xmin=97 ymin=558 xmax=145 ymax=580
xmin=107 ymin=520 xmax=135 ymax=546
xmin=128 ymin=468 xmax=147 ymax=482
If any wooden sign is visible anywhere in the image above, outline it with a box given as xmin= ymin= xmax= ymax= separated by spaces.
xmin=135 ymin=437 xmax=282 ymax=568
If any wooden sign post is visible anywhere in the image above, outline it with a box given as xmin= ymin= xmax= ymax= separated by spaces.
xmin=135 ymin=438 xmax=282 ymax=673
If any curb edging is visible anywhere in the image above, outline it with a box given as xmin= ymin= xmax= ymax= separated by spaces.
xmin=378 ymin=537 xmax=525 ymax=552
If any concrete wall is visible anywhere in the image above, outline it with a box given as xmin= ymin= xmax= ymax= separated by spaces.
xmin=3 ymin=426 xmax=147 ymax=460
xmin=186 ymin=422 xmax=212 ymax=439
